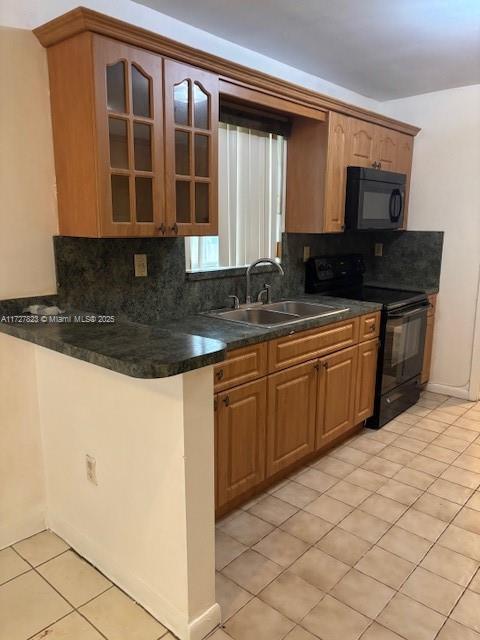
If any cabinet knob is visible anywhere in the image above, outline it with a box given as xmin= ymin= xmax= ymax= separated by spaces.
xmin=157 ymin=223 xmax=166 ymax=234
xmin=370 ymin=324 xmax=376 ymax=332
xmin=215 ymin=369 xmax=224 ymax=381
xmin=313 ymin=363 xmax=320 ymax=371
xmin=223 ymin=396 xmax=230 ymax=407
xmin=171 ymin=223 xmax=179 ymax=235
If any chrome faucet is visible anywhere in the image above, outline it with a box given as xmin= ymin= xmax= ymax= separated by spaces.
xmin=245 ymin=258 xmax=285 ymax=304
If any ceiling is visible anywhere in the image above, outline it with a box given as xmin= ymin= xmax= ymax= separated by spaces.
xmin=133 ymin=0 xmax=480 ymax=100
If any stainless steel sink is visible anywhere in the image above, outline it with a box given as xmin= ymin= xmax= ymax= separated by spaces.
xmin=213 ymin=308 xmax=298 ymax=326
xmin=206 ymin=300 xmax=349 ymax=327
xmin=263 ymin=301 xmax=346 ymax=317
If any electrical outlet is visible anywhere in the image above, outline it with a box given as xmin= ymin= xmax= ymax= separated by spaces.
xmin=303 ymin=246 xmax=311 ymax=262
xmin=134 ymin=254 xmax=148 ymax=277
xmin=374 ymin=243 xmax=383 ymax=257
xmin=86 ymin=455 xmax=98 ymax=485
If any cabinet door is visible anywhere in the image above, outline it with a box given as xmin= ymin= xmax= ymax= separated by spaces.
xmin=374 ymin=126 xmax=398 ymax=172
xmin=323 ymin=112 xmax=349 ymax=232
xmin=266 ymin=361 xmax=317 ymax=476
xmin=421 ymin=314 xmax=435 ymax=385
xmin=349 ymin=119 xmax=376 ymax=168
xmin=355 ymin=340 xmax=379 ymax=423
xmin=395 ymin=133 xmax=414 ymax=228
xmin=216 ymin=379 xmax=266 ymax=508
xmin=316 ymin=346 xmax=358 ymax=448
xmin=164 ymin=60 xmax=218 ymax=237
xmin=93 ymin=36 xmax=165 ymax=237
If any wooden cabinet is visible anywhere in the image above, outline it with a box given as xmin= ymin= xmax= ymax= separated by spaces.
xmin=285 ymin=111 xmax=415 ymax=235
xmin=349 ymin=120 xmax=376 ymax=168
xmin=355 ymin=339 xmax=379 ymax=423
xmin=214 ymin=313 xmax=379 ymax=514
xmin=48 ymin=34 xmax=165 ymax=237
xmin=46 ymin=34 xmax=218 ymax=237
xmin=268 ymin=317 xmax=359 ymax=372
xmin=323 ymin=112 xmax=350 ymax=232
xmin=359 ymin=312 xmax=381 ymax=342
xmin=216 ymin=379 xmax=267 ymax=508
xmin=164 ymin=60 xmax=218 ymax=236
xmin=316 ymin=346 xmax=358 ymax=448
xmin=421 ymin=294 xmax=437 ymax=385
xmin=214 ymin=343 xmax=267 ymax=392
xmin=266 ymin=361 xmax=317 ymax=476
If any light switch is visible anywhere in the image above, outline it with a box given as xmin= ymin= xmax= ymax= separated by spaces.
xmin=134 ymin=254 xmax=148 ymax=277
xmin=374 ymin=243 xmax=383 ymax=257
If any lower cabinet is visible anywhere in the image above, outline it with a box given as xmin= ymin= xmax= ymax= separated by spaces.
xmin=316 ymin=345 xmax=358 ymax=448
xmin=266 ymin=361 xmax=317 ymax=476
xmin=355 ymin=339 xmax=379 ymax=423
xmin=215 ymin=314 xmax=381 ymax=513
xmin=216 ymin=379 xmax=267 ymax=507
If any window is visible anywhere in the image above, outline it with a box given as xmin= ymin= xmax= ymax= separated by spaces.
xmin=185 ymin=122 xmax=286 ymax=271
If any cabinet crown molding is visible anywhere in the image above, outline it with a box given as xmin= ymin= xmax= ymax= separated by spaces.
xmin=34 ymin=7 xmax=420 ymax=137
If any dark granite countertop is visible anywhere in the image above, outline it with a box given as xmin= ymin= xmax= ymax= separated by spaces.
xmin=0 ymin=294 xmax=381 ymax=378
xmin=161 ymin=294 xmax=382 ymax=352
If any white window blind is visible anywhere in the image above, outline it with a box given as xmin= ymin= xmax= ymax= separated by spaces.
xmin=185 ymin=123 xmax=286 ymax=271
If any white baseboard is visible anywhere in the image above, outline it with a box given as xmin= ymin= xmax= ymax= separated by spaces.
xmin=47 ymin=513 xmax=219 ymax=640
xmin=0 ymin=507 xmax=45 ymax=550
xmin=189 ymin=604 xmax=222 ymax=640
xmin=426 ymin=382 xmax=472 ymax=400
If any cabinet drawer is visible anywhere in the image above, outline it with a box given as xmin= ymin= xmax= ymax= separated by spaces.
xmin=214 ymin=343 xmax=267 ymax=392
xmin=359 ymin=312 xmax=381 ymax=342
xmin=268 ymin=318 xmax=359 ymax=372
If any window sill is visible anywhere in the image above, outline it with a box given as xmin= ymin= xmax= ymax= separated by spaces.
xmin=185 ymin=264 xmax=280 ymax=281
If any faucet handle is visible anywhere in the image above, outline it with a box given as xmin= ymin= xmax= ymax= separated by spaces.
xmin=228 ymin=295 xmax=240 ymax=310
xmin=257 ymin=283 xmax=272 ymax=304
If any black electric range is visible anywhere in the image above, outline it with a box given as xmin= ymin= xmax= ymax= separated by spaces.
xmin=306 ymin=254 xmax=429 ymax=428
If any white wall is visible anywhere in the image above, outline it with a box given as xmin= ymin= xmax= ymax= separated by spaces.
xmin=0 ymin=0 xmax=379 ymax=111
xmin=0 ymin=27 xmax=58 ymax=299
xmin=0 ymin=334 xmax=46 ymax=548
xmin=382 ymin=85 xmax=480 ymax=399
xmin=36 ymin=346 xmax=218 ymax=640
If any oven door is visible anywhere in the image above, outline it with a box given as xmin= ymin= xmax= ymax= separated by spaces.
xmin=381 ymin=303 xmax=428 ymax=393
xmin=357 ymin=180 xmax=405 ymax=230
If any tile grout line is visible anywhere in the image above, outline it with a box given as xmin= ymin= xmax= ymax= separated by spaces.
xmin=217 ymin=395 xmax=480 ymax=638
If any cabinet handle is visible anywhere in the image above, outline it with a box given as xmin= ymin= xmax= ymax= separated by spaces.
xmin=171 ymin=223 xmax=179 ymax=235
xmin=371 ymin=162 xmax=377 ymax=168
xmin=370 ymin=324 xmax=376 ymax=332
xmin=215 ymin=369 xmax=224 ymax=381
xmin=223 ymin=396 xmax=230 ymax=407
xmin=313 ymin=363 xmax=320 ymax=371
xmin=157 ymin=223 xmax=166 ymax=234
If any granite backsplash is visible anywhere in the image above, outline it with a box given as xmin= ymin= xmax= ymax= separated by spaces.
xmin=54 ymin=230 xmax=443 ymax=323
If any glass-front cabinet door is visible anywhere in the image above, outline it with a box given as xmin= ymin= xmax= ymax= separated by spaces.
xmin=93 ymin=37 xmax=165 ymax=236
xmin=164 ymin=60 xmax=218 ymax=236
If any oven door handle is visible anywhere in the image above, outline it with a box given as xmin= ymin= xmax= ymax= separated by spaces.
xmin=388 ymin=306 xmax=428 ymax=319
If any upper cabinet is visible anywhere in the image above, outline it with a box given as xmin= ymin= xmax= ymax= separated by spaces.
xmin=164 ymin=61 xmax=218 ymax=236
xmin=286 ymin=112 xmax=415 ymax=233
xmin=96 ymin=38 xmax=164 ymax=236
xmin=46 ymin=33 xmax=218 ymax=237
xmin=36 ymin=8 xmax=419 ymax=239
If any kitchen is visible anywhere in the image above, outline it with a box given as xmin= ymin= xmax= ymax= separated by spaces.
xmin=0 ymin=2 xmax=479 ymax=640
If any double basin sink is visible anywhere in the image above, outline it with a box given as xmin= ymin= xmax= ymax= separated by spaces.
xmin=208 ymin=300 xmax=349 ymax=328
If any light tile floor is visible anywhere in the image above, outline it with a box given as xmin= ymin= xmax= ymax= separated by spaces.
xmin=2 ymin=392 xmax=480 ymax=640
xmin=215 ymin=392 xmax=480 ymax=640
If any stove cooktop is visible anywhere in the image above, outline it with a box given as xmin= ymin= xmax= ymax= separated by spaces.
xmin=325 ymin=285 xmax=427 ymax=309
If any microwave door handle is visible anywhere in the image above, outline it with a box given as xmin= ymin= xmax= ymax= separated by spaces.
xmin=389 ymin=188 xmax=403 ymax=222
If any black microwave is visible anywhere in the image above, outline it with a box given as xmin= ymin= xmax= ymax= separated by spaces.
xmin=345 ymin=167 xmax=406 ymax=230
